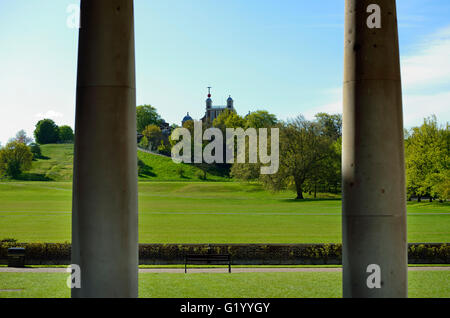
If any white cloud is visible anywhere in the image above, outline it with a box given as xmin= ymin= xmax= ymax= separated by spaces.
xmin=303 ymin=100 xmax=342 ymax=120
xmin=35 ymin=110 xmax=64 ymax=120
xmin=403 ymin=92 xmax=450 ymax=127
xmin=401 ymin=26 xmax=450 ymax=89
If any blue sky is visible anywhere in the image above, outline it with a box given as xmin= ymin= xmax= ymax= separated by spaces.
xmin=0 ymin=0 xmax=449 ymax=144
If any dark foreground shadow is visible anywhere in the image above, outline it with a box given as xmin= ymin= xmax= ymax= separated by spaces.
xmin=16 ymin=173 xmax=52 ymax=181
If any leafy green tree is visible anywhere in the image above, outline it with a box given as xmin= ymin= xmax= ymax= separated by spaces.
xmin=304 ymin=113 xmax=342 ymax=195
xmin=139 ymin=135 xmax=149 ymax=149
xmin=260 ymin=116 xmax=333 ymax=199
xmin=34 ymin=119 xmax=59 ymax=144
xmin=0 ymin=141 xmax=33 ymax=178
xmin=314 ymin=113 xmax=342 ymax=141
xmin=213 ymin=109 xmax=245 ymax=132
xmin=405 ymin=116 xmax=449 ymax=202
xmin=58 ymin=125 xmax=74 ymax=143
xmin=245 ymin=110 xmax=277 ymax=129
xmin=136 ymin=105 xmax=163 ymax=133
xmin=142 ymin=124 xmax=162 ymax=151
xmin=157 ymin=140 xmax=171 ymax=156
xmin=231 ymin=111 xmax=277 ymax=181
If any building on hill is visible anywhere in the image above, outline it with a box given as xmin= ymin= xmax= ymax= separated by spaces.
xmin=181 ymin=112 xmax=193 ymax=125
xmin=181 ymin=87 xmax=237 ymax=125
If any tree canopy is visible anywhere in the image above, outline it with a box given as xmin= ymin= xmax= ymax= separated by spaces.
xmin=58 ymin=125 xmax=74 ymax=143
xmin=34 ymin=119 xmax=59 ymax=144
xmin=0 ymin=141 xmax=33 ymax=178
xmin=136 ymin=105 xmax=163 ymax=133
xmin=142 ymin=124 xmax=162 ymax=151
xmin=405 ymin=115 xmax=449 ymax=201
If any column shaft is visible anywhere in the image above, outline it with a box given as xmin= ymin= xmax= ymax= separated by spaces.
xmin=342 ymin=0 xmax=407 ymax=297
xmin=72 ymin=0 xmax=138 ymax=298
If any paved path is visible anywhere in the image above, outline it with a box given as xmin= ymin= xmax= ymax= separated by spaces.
xmin=1 ymin=267 xmax=449 ymax=274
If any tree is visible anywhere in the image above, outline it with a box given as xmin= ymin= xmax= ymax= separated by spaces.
xmin=34 ymin=119 xmax=59 ymax=144
xmin=260 ymin=116 xmax=333 ymax=199
xmin=213 ymin=109 xmax=245 ymax=132
xmin=405 ymin=116 xmax=449 ymax=202
xmin=0 ymin=141 xmax=33 ymax=178
xmin=307 ymin=113 xmax=342 ymax=195
xmin=245 ymin=110 xmax=277 ymax=129
xmin=314 ymin=113 xmax=342 ymax=141
xmin=142 ymin=124 xmax=162 ymax=151
xmin=58 ymin=125 xmax=74 ymax=143
xmin=231 ymin=111 xmax=277 ymax=181
xmin=29 ymin=143 xmax=42 ymax=160
xmin=10 ymin=130 xmax=33 ymax=145
xmin=157 ymin=140 xmax=171 ymax=156
xmin=136 ymin=105 xmax=163 ymax=133
xmin=139 ymin=135 xmax=149 ymax=149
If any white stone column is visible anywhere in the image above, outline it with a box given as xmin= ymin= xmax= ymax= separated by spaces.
xmin=342 ymin=0 xmax=408 ymax=297
xmin=71 ymin=0 xmax=138 ymax=298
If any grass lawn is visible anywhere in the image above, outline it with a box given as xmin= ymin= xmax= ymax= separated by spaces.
xmin=18 ymin=143 xmax=229 ymax=182
xmin=0 ymin=271 xmax=448 ymax=298
xmin=0 ymin=181 xmax=448 ymax=243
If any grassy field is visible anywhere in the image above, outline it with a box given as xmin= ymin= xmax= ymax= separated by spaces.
xmin=0 ymin=181 xmax=448 ymax=243
xmin=18 ymin=144 xmax=229 ymax=182
xmin=0 ymin=271 xmax=448 ymax=298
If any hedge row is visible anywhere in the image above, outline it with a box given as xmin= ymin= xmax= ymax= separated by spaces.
xmin=0 ymin=242 xmax=448 ymax=265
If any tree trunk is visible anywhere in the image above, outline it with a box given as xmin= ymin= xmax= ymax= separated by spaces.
xmin=295 ymin=180 xmax=304 ymax=200
xmin=418 ymin=196 xmax=421 ymax=202
xmin=314 ymin=183 xmax=317 ymax=199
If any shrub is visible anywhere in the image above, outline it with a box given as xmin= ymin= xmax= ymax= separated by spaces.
xmin=0 ymin=141 xmax=33 ymax=178
xmin=0 ymin=238 xmax=17 ymax=243
xmin=29 ymin=143 xmax=42 ymax=159
xmin=196 ymin=170 xmax=207 ymax=180
xmin=139 ymin=136 xmax=149 ymax=149
xmin=176 ymin=166 xmax=185 ymax=178
xmin=157 ymin=140 xmax=171 ymax=156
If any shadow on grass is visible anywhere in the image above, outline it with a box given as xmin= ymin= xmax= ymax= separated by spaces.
xmin=278 ymin=197 xmax=342 ymax=203
xmin=138 ymin=160 xmax=157 ymax=178
xmin=16 ymin=173 xmax=52 ymax=181
xmin=35 ymin=155 xmax=50 ymax=160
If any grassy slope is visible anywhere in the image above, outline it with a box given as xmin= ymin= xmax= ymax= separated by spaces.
xmin=20 ymin=144 xmax=74 ymax=181
xmin=137 ymin=151 xmax=229 ymax=181
xmin=19 ymin=144 xmax=229 ymax=182
xmin=0 ymin=271 xmax=448 ymax=298
xmin=0 ymin=182 xmax=448 ymax=243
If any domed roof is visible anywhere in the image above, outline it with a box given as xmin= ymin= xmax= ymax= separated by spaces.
xmin=182 ymin=112 xmax=193 ymax=123
xmin=227 ymin=95 xmax=233 ymax=101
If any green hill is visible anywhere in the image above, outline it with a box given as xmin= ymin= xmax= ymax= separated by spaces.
xmin=20 ymin=144 xmax=74 ymax=181
xmin=19 ymin=144 xmax=229 ymax=182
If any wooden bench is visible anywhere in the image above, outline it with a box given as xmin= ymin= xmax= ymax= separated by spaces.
xmin=185 ymin=254 xmax=231 ymax=273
